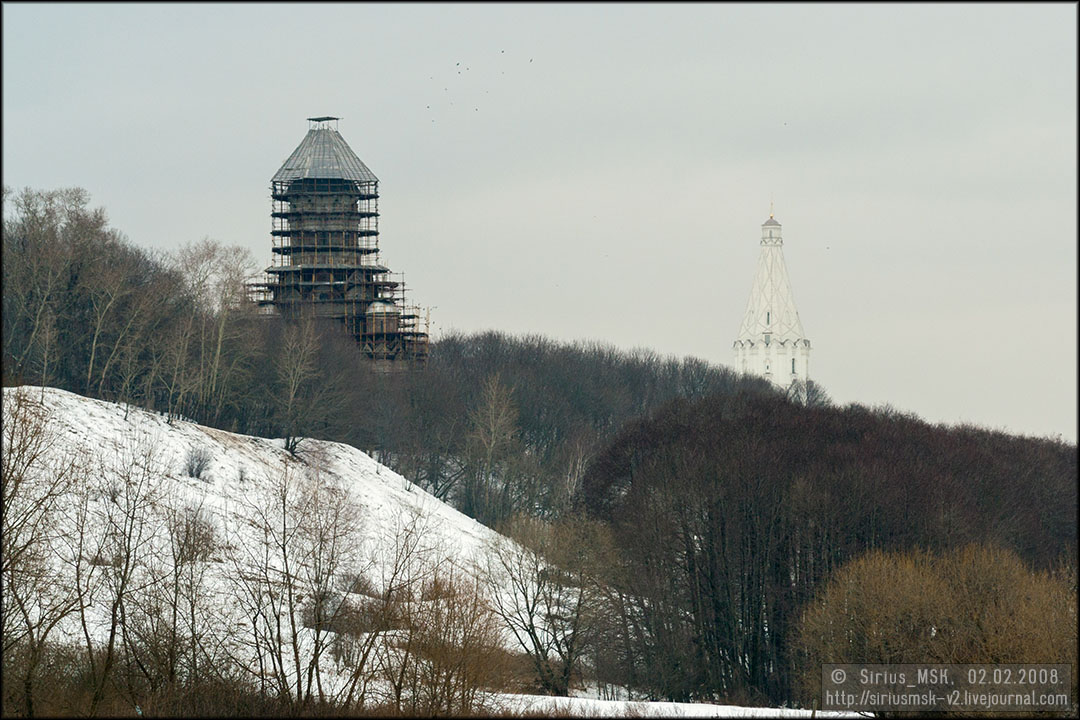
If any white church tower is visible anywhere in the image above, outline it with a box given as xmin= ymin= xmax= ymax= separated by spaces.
xmin=733 ymin=211 xmax=811 ymax=396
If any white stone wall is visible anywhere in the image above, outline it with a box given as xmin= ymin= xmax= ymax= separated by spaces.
xmin=734 ymin=338 xmax=810 ymax=390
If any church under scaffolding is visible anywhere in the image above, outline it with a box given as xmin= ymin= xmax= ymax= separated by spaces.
xmin=250 ymin=117 xmax=429 ymax=368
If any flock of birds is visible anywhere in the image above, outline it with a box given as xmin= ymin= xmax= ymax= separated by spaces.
xmin=424 ymin=49 xmax=533 ymax=122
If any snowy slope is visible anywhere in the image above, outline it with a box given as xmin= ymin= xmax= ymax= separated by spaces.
xmin=3 ymin=386 xmax=514 ymax=697
xmin=4 ymin=384 xmax=505 ymax=591
xmin=8 ymin=385 xmax=502 ymax=566
xmin=3 ymin=386 xmax=849 ymax=717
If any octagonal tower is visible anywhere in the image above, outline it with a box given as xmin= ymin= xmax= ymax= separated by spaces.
xmin=253 ymin=117 xmax=428 ymax=368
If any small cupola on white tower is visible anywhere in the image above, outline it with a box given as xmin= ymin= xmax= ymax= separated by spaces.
xmin=733 ymin=210 xmax=811 ymax=398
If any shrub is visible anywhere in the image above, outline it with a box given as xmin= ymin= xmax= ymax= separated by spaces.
xmin=345 ymin=571 xmax=381 ymax=599
xmin=792 ymin=544 xmax=1078 ymax=706
xmin=378 ymin=571 xmax=510 ymax=715
xmin=184 ymin=445 xmax=212 ymax=479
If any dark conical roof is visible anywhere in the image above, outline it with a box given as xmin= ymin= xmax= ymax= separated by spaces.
xmin=272 ymin=127 xmax=378 ymax=184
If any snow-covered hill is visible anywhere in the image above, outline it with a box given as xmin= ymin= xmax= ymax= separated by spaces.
xmin=4 ymin=386 xmax=516 ymax=708
xmin=6 ymin=385 xmax=502 ymax=564
xmin=2 ymin=386 xmax=847 ymax=717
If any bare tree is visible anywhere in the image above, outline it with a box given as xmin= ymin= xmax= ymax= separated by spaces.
xmin=272 ymin=318 xmax=322 ymax=454
xmin=80 ymin=436 xmax=164 ymax=716
xmin=171 ymin=238 xmax=258 ymax=424
xmin=82 ymin=244 xmax=140 ymax=395
xmin=786 ymin=378 xmax=831 ymax=407
xmin=223 ymin=454 xmax=365 ymax=708
xmin=2 ymin=188 xmax=85 ymax=383
xmin=368 ymin=509 xmax=443 ymax=711
xmin=483 ymin=514 xmax=610 ymax=696
xmin=1 ymin=389 xmax=88 ymax=716
xmin=350 ymin=510 xmax=509 ymax=715
xmin=35 ymin=307 xmax=58 ymax=400
xmin=463 ymin=373 xmax=520 ymax=525
xmin=92 ymin=250 xmax=177 ymax=402
xmin=3 ymin=396 xmax=168 ymax=717
xmin=114 ymin=496 xmax=222 ymax=712
xmin=295 ymin=462 xmax=366 ymax=704
xmin=160 ymin=309 xmax=198 ymax=423
xmin=331 ymin=507 xmax=432 ymax=710
xmin=386 ymin=567 xmax=507 ymax=715
xmin=224 ymin=459 xmax=307 ymax=705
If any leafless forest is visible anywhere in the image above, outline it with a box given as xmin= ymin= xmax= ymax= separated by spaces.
xmin=3 ymin=187 xmax=1077 ymax=715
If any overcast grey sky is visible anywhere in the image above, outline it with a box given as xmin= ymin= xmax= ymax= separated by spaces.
xmin=3 ymin=3 xmax=1076 ymax=441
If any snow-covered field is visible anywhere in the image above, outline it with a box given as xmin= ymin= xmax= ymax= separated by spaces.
xmin=495 ymin=692 xmax=858 ymax=717
xmin=3 ymin=386 xmax=851 ymax=717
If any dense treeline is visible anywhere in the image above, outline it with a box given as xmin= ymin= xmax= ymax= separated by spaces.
xmin=362 ymin=330 xmax=789 ymax=524
xmin=579 ymin=390 xmax=1077 ymax=704
xmin=4 ymin=186 xmax=279 ymax=433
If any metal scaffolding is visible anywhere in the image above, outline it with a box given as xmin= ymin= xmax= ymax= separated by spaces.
xmin=250 ymin=118 xmax=429 ymax=367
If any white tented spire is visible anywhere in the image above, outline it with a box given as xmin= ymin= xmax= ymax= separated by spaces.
xmin=733 ymin=212 xmax=811 ymax=393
